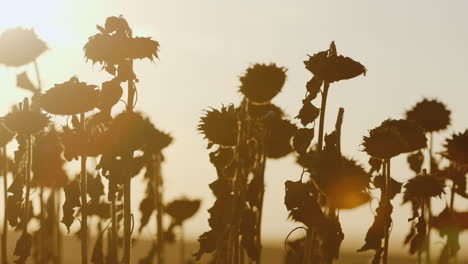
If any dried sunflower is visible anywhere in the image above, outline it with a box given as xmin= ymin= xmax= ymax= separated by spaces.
xmin=362 ymin=124 xmax=406 ymax=159
xmin=239 ymin=63 xmax=286 ymax=104
xmin=3 ymin=98 xmax=49 ymax=135
xmin=363 ymin=119 xmax=426 ymax=159
xmin=381 ymin=119 xmax=427 ymax=153
xmin=302 ymin=149 xmax=371 ymax=209
xmin=198 ymin=105 xmax=237 ymax=147
xmin=40 ymin=76 xmax=100 ymax=115
xmin=403 ymin=174 xmax=445 ymax=202
xmin=84 ymin=16 xmax=159 ymax=69
xmin=442 ymin=130 xmax=468 ymax=166
xmin=0 ymin=27 xmax=48 ymax=67
xmin=406 ymin=98 xmax=451 ymax=133
xmin=304 ymin=41 xmax=366 ymax=83
xmin=165 ymin=198 xmax=201 ymax=225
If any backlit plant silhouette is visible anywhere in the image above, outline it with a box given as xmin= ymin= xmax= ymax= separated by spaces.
xmin=0 ymin=26 xmax=48 ymax=264
xmin=360 ymin=119 xmax=427 ymax=264
xmin=404 ymin=98 xmax=451 ymax=263
xmin=196 ymin=63 xmax=297 ymax=263
xmin=2 ymin=98 xmax=49 ymax=264
xmin=40 ymin=76 xmax=100 ymax=264
xmin=433 ymin=130 xmax=468 ymax=263
xmin=285 ymin=41 xmax=366 ymax=264
xmin=84 ymin=15 xmax=159 ymax=264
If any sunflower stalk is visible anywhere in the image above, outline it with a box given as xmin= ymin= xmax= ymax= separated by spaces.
xmin=79 ymin=112 xmax=88 ymax=264
xmin=382 ymin=159 xmax=391 ymax=264
xmin=123 ymin=58 xmax=135 ymax=264
xmin=1 ymin=145 xmax=8 ymax=264
xmin=152 ymin=153 xmax=165 ymax=264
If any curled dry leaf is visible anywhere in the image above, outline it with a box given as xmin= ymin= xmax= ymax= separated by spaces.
xmin=293 ymin=128 xmax=314 ymax=155
xmin=295 ymin=100 xmax=319 ymax=127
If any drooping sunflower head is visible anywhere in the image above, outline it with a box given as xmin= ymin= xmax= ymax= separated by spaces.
xmin=442 ymin=130 xmax=468 ymax=166
xmin=304 ymin=148 xmax=371 ymax=209
xmin=84 ymin=16 xmax=159 ymax=68
xmin=239 ymin=63 xmax=287 ymax=104
xmin=381 ymin=119 xmax=427 ymax=153
xmin=40 ymin=76 xmax=100 ymax=115
xmin=362 ymin=123 xmax=406 ymax=159
xmin=142 ymin=116 xmax=173 ymax=153
xmin=304 ymin=41 xmax=366 ymax=83
xmin=403 ymin=174 xmax=445 ymax=202
xmin=263 ymin=117 xmax=297 ymax=159
xmin=165 ymin=198 xmax=201 ymax=225
xmin=3 ymin=98 xmax=49 ymax=135
xmin=406 ymin=98 xmax=451 ymax=133
xmin=198 ymin=105 xmax=237 ymax=147
xmin=0 ymin=27 xmax=48 ymax=67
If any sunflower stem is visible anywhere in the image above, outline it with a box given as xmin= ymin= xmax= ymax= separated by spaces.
xmin=33 ymin=59 xmax=42 ymax=93
xmin=109 ymin=195 xmax=118 ymax=263
xmin=1 ymin=145 xmax=8 ymax=264
xmin=55 ymin=188 xmax=63 ymax=264
xmin=123 ymin=58 xmax=135 ymax=264
xmin=317 ymin=82 xmax=330 ymax=153
xmin=425 ymin=133 xmax=433 ymax=264
xmin=24 ymin=135 xmax=32 ymax=232
xmin=39 ymin=187 xmax=45 ymax=262
xmin=382 ymin=159 xmax=391 ymax=264
xmin=80 ymin=112 xmax=88 ymax=264
xmin=153 ymin=153 xmax=165 ymax=264
xmin=180 ymin=223 xmax=185 ymax=264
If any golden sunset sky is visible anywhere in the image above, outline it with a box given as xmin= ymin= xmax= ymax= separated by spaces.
xmin=0 ymin=0 xmax=467 ymax=257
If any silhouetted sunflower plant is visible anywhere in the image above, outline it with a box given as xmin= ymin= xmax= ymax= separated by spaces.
xmin=284 ymin=41 xmax=366 ymax=264
xmin=2 ymin=98 xmax=49 ymax=264
xmin=403 ymin=98 xmax=451 ymax=263
xmin=84 ymin=15 xmax=160 ymax=264
xmin=0 ymin=120 xmax=14 ymax=264
xmin=432 ymin=130 xmax=468 ymax=263
xmin=196 ymin=63 xmax=297 ymax=264
xmin=0 ymin=26 xmax=49 ymax=264
xmin=360 ymin=119 xmax=427 ymax=264
xmin=39 ymin=76 xmax=100 ymax=264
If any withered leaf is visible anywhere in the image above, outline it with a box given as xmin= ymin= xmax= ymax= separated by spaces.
xmin=293 ymin=128 xmax=314 ymax=155
xmin=14 ymin=232 xmax=32 ymax=264
xmin=16 ymin=72 xmax=37 ymax=93
xmin=61 ymin=180 xmax=81 ymax=232
xmin=306 ymin=75 xmax=323 ymax=101
xmin=295 ymin=100 xmax=320 ymax=127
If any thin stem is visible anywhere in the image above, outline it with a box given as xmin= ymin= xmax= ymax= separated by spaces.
xmin=55 ymin=188 xmax=63 ymax=264
xmin=180 ymin=224 xmax=185 ymax=264
xmin=1 ymin=145 xmax=8 ymax=264
xmin=39 ymin=187 xmax=45 ymax=262
xmin=317 ymin=82 xmax=330 ymax=153
xmin=33 ymin=60 xmax=42 ymax=92
xmin=254 ymin=153 xmax=266 ymax=264
xmin=425 ymin=133 xmax=433 ymax=264
xmin=382 ymin=159 xmax=391 ymax=264
xmin=23 ymin=135 xmax=32 ymax=232
xmin=123 ymin=59 xmax=135 ymax=264
xmin=109 ymin=196 xmax=118 ymax=263
xmin=80 ymin=112 xmax=88 ymax=264
xmin=153 ymin=154 xmax=164 ymax=264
